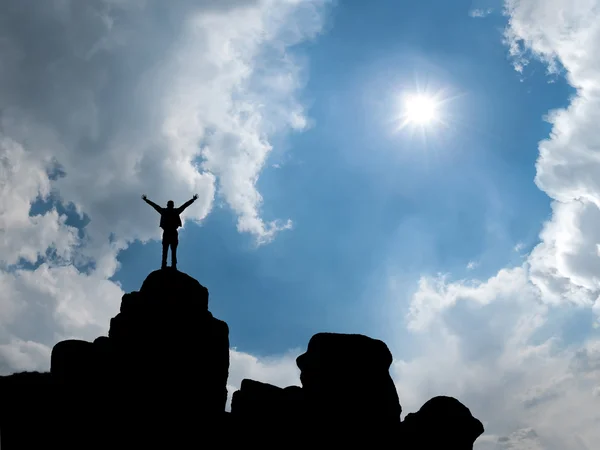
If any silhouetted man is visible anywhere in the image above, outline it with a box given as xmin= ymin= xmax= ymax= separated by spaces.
xmin=142 ymin=194 xmax=199 ymax=270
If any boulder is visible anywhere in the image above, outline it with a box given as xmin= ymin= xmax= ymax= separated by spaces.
xmin=295 ymin=332 xmax=402 ymax=444
xmin=400 ymin=395 xmax=485 ymax=449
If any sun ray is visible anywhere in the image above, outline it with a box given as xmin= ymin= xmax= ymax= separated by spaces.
xmin=390 ymin=82 xmax=465 ymax=141
xmin=396 ymin=91 xmax=445 ymax=131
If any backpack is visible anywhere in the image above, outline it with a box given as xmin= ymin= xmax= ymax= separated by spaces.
xmin=160 ymin=209 xmax=182 ymax=230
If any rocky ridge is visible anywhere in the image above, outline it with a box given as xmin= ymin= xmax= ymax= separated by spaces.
xmin=0 ymin=268 xmax=484 ymax=449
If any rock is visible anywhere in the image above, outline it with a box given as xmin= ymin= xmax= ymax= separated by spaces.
xmin=38 ymin=269 xmax=229 ymax=449
xmin=104 ymin=269 xmax=229 ymax=413
xmin=0 ymin=372 xmax=55 ymax=449
xmin=296 ymin=332 xmax=401 ymax=426
xmin=231 ymin=379 xmax=304 ymax=422
xmin=293 ymin=332 xmax=401 ymax=445
xmin=140 ymin=267 xmax=209 ymax=308
xmin=400 ymin=395 xmax=485 ymax=448
xmin=0 ymin=270 xmax=487 ymax=450
xmin=51 ymin=339 xmax=100 ymax=382
xmin=230 ymin=379 xmax=305 ymax=448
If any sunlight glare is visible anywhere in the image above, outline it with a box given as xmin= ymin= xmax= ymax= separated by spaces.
xmin=391 ymin=83 xmax=459 ymax=140
xmin=404 ymin=94 xmax=439 ymax=125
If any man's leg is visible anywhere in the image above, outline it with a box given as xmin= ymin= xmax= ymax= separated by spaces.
xmin=171 ymin=235 xmax=178 ymax=269
xmin=161 ymin=233 xmax=169 ymax=269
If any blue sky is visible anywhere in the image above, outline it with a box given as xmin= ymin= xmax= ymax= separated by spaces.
xmin=2 ymin=0 xmax=600 ymax=448
xmin=112 ymin=0 xmax=573 ymax=358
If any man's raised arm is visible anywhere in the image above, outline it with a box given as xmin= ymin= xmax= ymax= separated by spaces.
xmin=141 ymin=195 xmax=163 ymax=214
xmin=176 ymin=194 xmax=199 ymax=214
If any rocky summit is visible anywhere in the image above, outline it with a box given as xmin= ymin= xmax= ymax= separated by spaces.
xmin=0 ymin=269 xmax=484 ymax=449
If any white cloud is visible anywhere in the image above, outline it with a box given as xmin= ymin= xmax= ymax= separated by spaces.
xmin=395 ymin=268 xmax=600 ymax=449
xmin=470 ymin=8 xmax=494 ymax=18
xmin=486 ymin=428 xmax=545 ymax=449
xmin=227 ymin=348 xmax=301 ymax=409
xmin=504 ymin=0 xmax=600 ymax=315
xmin=0 ymin=0 xmax=328 ymax=374
xmin=0 ymin=339 xmax=52 ymax=374
xmin=407 ymin=267 xmax=536 ymax=331
xmin=0 ymin=137 xmax=78 ymax=267
xmin=467 ymin=260 xmax=480 ymax=270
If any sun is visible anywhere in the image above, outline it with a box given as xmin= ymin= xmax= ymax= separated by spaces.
xmin=390 ymin=83 xmax=460 ymax=139
xmin=403 ymin=94 xmax=439 ymax=125
xmin=398 ymin=92 xmax=445 ymax=129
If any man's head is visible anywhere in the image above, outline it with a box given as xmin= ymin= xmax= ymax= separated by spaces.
xmin=167 ymin=200 xmax=174 ymax=209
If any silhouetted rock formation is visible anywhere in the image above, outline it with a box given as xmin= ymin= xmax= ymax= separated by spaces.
xmin=1 ymin=269 xmax=228 ymax=449
xmin=0 ymin=269 xmax=484 ymax=449
xmin=230 ymin=332 xmax=484 ymax=448
xmin=401 ymin=395 xmax=485 ymax=448
xmin=299 ymin=333 xmax=401 ymax=422
xmin=231 ymin=378 xmax=305 ymax=433
xmin=231 ymin=333 xmax=403 ymax=446
xmin=0 ymin=372 xmax=55 ymax=449
xmin=52 ymin=268 xmax=229 ymax=411
xmin=105 ymin=268 xmax=228 ymax=412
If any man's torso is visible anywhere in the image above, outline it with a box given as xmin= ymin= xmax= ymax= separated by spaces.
xmin=160 ymin=209 xmax=182 ymax=231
